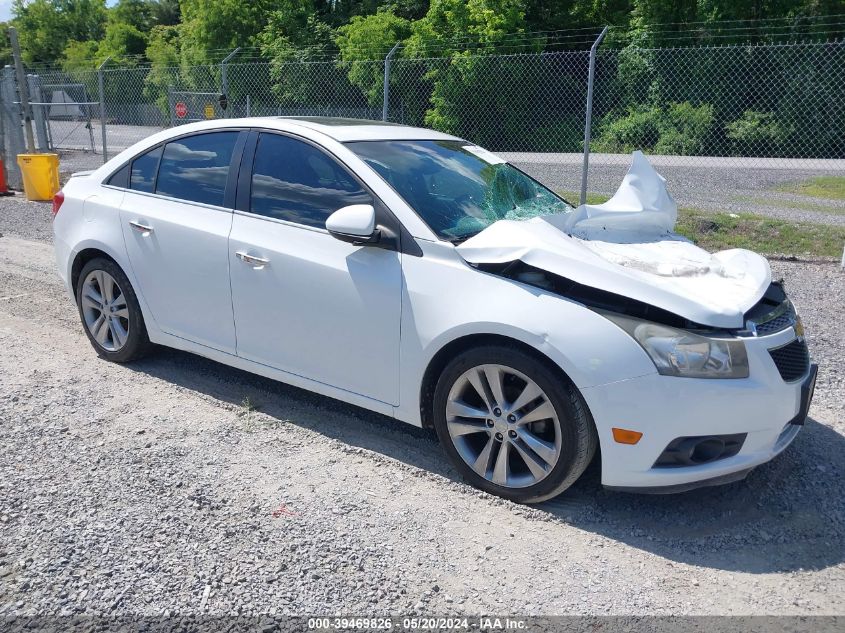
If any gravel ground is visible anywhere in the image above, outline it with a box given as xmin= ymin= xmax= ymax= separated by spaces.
xmin=0 ymin=196 xmax=54 ymax=243
xmin=0 ymin=197 xmax=843 ymax=618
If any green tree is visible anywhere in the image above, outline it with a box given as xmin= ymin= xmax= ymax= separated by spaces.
xmin=405 ymin=0 xmax=531 ymax=57
xmin=259 ymin=0 xmax=353 ymax=108
xmin=60 ymin=39 xmax=99 ymax=70
xmin=400 ymin=0 xmax=543 ymax=145
xmin=110 ymin=0 xmax=152 ymax=33
xmin=144 ymin=25 xmax=180 ymax=114
xmin=336 ymin=9 xmax=411 ymax=106
xmin=146 ymin=24 xmax=180 ymax=67
xmin=259 ymin=0 xmax=337 ymax=62
xmin=12 ymin=0 xmax=107 ymax=64
xmin=98 ymin=21 xmax=148 ymax=61
xmin=0 ymin=22 xmax=12 ymax=67
xmin=179 ymin=0 xmax=271 ymax=65
xmin=149 ymin=0 xmax=181 ymax=26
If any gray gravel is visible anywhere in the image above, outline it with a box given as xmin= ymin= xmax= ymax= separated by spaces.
xmin=0 ymin=197 xmax=843 ymax=617
xmin=0 ymin=195 xmax=54 ymax=243
xmin=769 ymin=259 xmax=845 ymax=413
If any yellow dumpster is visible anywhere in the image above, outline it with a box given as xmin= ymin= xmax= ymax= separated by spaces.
xmin=17 ymin=153 xmax=60 ymax=201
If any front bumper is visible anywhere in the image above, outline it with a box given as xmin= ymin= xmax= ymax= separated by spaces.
xmin=582 ymin=325 xmax=816 ymax=492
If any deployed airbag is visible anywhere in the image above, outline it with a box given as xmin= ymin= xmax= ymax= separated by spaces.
xmin=456 ymin=152 xmax=771 ymax=329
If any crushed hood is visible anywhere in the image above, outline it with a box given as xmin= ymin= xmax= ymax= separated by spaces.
xmin=456 ymin=152 xmax=771 ymax=329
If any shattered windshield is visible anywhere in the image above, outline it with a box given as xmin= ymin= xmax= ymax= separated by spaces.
xmin=346 ymin=140 xmax=573 ymax=242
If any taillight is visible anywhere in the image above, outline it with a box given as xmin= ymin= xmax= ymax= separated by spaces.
xmin=52 ymin=190 xmax=65 ymax=218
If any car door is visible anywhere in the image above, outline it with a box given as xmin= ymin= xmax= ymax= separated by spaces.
xmin=228 ymin=131 xmax=402 ymax=405
xmin=119 ymin=130 xmax=246 ymax=354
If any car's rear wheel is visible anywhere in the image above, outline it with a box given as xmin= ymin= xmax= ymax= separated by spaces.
xmin=432 ymin=345 xmax=597 ymax=503
xmin=76 ymin=258 xmax=151 ymax=362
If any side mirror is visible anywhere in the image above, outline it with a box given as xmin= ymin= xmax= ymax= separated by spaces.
xmin=326 ymin=204 xmax=380 ymax=245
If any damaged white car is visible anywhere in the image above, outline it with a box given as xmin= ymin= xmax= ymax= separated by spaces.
xmin=53 ymin=118 xmax=817 ymax=502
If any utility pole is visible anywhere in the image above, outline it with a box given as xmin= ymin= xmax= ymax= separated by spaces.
xmin=8 ymin=27 xmax=35 ymax=153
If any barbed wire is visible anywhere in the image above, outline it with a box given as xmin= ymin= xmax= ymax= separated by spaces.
xmin=21 ymin=15 xmax=845 ymax=71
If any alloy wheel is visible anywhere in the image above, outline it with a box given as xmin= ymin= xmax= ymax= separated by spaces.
xmin=80 ymin=270 xmax=130 ymax=352
xmin=445 ymin=364 xmax=562 ymax=488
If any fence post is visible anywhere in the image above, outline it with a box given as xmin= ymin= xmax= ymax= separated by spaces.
xmin=220 ymin=47 xmax=240 ymax=118
xmin=580 ymin=26 xmax=608 ymax=206
xmin=8 ymin=27 xmax=35 ymax=154
xmin=1 ymin=66 xmax=25 ymax=188
xmin=98 ymin=56 xmax=111 ymax=163
xmin=27 ymin=74 xmax=49 ymax=151
xmin=382 ymin=42 xmax=401 ymax=122
xmin=0 ymin=68 xmax=6 ymax=189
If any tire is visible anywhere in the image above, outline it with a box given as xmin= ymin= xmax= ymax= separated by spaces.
xmin=75 ymin=257 xmax=152 ymax=363
xmin=432 ymin=345 xmax=597 ymax=503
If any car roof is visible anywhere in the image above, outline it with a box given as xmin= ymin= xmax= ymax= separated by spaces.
xmin=169 ymin=116 xmax=463 ymax=143
xmin=272 ymin=116 xmax=464 ymax=142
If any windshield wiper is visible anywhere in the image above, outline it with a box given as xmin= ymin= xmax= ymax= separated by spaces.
xmin=449 ymin=232 xmax=481 ymax=245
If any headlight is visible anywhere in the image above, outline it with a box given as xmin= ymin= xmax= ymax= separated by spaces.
xmin=604 ymin=313 xmax=749 ymax=379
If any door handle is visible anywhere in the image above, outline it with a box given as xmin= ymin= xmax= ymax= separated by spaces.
xmin=235 ymin=251 xmax=270 ymax=266
xmin=129 ymin=220 xmax=154 ymax=234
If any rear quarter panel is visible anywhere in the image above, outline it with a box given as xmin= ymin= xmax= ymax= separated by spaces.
xmin=53 ymin=177 xmax=158 ymax=332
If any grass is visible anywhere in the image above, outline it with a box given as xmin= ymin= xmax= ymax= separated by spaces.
xmin=776 ymin=176 xmax=845 ymax=201
xmin=559 ymin=190 xmax=845 ymax=257
xmin=675 ymin=210 xmax=845 ymax=257
xmin=238 ymin=396 xmax=259 ymax=432
xmin=237 ymin=395 xmax=288 ymax=432
xmin=559 ymin=190 xmax=610 ymax=206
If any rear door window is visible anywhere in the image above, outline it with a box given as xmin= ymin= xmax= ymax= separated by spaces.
xmin=155 ymin=132 xmax=239 ymax=207
xmin=130 ymin=146 xmax=162 ymax=193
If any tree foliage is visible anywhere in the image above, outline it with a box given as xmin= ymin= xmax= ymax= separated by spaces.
xmin=12 ymin=0 xmax=107 ymax=64
xmin=337 ymin=10 xmax=412 ymax=106
xmin=7 ymin=0 xmax=844 ymax=157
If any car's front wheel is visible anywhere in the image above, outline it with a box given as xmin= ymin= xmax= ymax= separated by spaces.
xmin=76 ymin=258 xmax=151 ymax=362
xmin=432 ymin=345 xmax=597 ymax=503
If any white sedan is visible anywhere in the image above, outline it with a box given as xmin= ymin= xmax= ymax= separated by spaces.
xmin=52 ymin=117 xmax=816 ymax=502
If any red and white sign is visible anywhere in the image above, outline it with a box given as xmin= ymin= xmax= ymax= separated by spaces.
xmin=175 ymin=101 xmax=188 ymax=119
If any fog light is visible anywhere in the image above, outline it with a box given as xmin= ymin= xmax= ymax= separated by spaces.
xmin=612 ymin=428 xmax=643 ymax=445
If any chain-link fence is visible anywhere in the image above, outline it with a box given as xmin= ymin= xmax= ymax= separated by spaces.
xmin=592 ymin=42 xmax=845 ymax=161
xmin=2 ymin=40 xmax=843 ymax=199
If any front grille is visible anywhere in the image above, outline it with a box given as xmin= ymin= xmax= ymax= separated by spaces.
xmin=754 ymin=307 xmax=795 ymax=335
xmin=746 ymin=295 xmax=796 ymax=336
xmin=769 ymin=339 xmax=810 ymax=382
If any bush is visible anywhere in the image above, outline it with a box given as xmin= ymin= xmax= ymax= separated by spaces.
xmin=725 ymin=110 xmax=791 ymax=156
xmin=654 ymin=102 xmax=714 ymax=155
xmin=594 ymin=101 xmax=714 ymax=155
xmin=527 ymin=118 xmax=584 ymax=152
xmin=592 ymin=105 xmax=661 ymax=153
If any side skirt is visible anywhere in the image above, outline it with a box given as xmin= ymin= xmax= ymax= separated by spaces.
xmin=148 ymin=330 xmax=404 ymax=422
